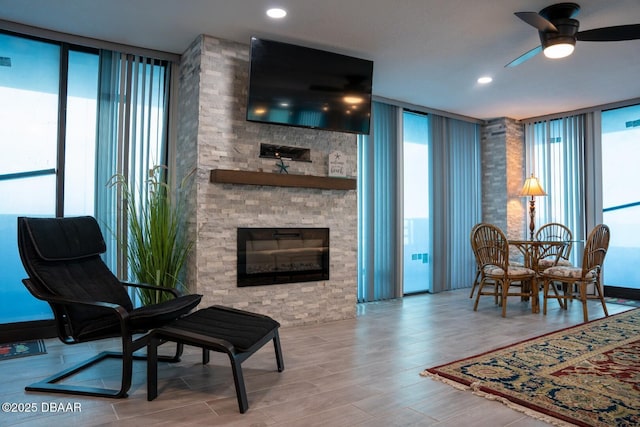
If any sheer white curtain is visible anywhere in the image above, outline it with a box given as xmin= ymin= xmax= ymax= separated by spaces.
xmin=429 ymin=114 xmax=481 ymax=292
xmin=357 ymin=101 xmax=402 ymax=302
xmin=94 ymin=51 xmax=171 ymax=278
xmin=524 ymin=113 xmax=597 ymax=262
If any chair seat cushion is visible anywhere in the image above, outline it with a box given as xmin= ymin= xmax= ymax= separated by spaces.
xmin=484 ymin=265 xmax=535 ymax=277
xmin=537 ymin=258 xmax=572 ymax=269
xmin=130 ymin=294 xmax=203 ymax=330
xmin=74 ymin=294 xmax=202 ymax=341
xmin=542 ymin=266 xmax=596 ymax=280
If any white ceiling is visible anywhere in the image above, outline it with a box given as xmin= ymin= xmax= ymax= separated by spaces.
xmin=1 ymin=0 xmax=639 ymax=121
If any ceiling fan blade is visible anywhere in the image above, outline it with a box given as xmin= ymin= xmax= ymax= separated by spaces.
xmin=577 ymin=24 xmax=640 ymax=41
xmin=505 ymin=45 xmax=543 ymax=68
xmin=514 ymin=11 xmax=558 ymax=32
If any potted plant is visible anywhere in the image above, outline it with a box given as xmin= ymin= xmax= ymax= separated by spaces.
xmin=110 ymin=165 xmax=193 ymax=305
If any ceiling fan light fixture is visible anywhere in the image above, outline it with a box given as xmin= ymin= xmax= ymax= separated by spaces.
xmin=543 ymin=42 xmax=575 ymax=59
xmin=539 ymin=17 xmax=579 ymax=60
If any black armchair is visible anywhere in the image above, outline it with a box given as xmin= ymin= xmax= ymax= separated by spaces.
xmin=17 ymin=216 xmax=202 ymax=398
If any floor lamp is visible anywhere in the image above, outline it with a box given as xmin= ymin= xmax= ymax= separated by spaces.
xmin=521 ymin=174 xmax=547 ymax=240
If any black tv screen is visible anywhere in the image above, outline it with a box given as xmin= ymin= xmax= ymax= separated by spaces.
xmin=246 ymin=37 xmax=373 ymax=135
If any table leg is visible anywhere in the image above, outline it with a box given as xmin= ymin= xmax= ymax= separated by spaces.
xmin=531 ymin=279 xmax=540 ymax=313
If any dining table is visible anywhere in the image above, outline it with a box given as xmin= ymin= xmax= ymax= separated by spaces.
xmin=508 ymin=239 xmax=571 ymax=313
xmin=508 ymin=239 xmax=571 ymax=272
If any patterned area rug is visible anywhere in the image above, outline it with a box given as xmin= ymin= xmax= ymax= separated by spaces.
xmin=421 ymin=309 xmax=640 ymax=427
xmin=0 ymin=340 xmax=47 ymax=361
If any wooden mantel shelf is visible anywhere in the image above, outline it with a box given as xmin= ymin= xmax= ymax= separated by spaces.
xmin=210 ymin=169 xmax=356 ymax=190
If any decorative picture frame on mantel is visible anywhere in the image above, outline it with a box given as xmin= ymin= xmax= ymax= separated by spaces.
xmin=328 ymin=150 xmax=347 ymax=177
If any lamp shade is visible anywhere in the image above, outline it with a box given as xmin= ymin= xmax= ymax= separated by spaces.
xmin=520 ymin=174 xmax=547 ymax=197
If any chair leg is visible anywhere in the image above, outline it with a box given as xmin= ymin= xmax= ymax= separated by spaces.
xmin=595 ymin=280 xmax=609 ymax=317
xmin=542 ymin=279 xmax=548 ymax=315
xmin=470 ymin=269 xmax=481 ymax=298
xmin=147 ymin=335 xmax=159 ymax=401
xmin=229 ymin=356 xmax=249 ymax=413
xmin=473 ymin=279 xmax=485 ymax=311
xmin=546 ymin=281 xmax=564 ymax=309
xmin=579 ymin=282 xmax=589 ymax=322
xmin=530 ymin=279 xmax=539 ymax=314
xmin=501 ymin=281 xmax=509 ymax=318
xmin=543 ymin=279 xmax=567 ymax=315
xmin=273 ymin=330 xmax=285 ymax=372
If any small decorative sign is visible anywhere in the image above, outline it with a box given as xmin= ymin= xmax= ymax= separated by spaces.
xmin=328 ymin=150 xmax=347 ymax=177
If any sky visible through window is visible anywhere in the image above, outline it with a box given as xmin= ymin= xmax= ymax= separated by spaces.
xmin=602 ymin=104 xmax=640 ymax=289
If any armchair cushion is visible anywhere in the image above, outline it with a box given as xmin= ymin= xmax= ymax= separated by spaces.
xmin=543 ymin=266 xmax=596 ymax=279
xmin=484 ymin=265 xmax=535 ymax=276
xmin=23 ymin=215 xmax=107 ymax=260
xmin=75 ymin=293 xmax=203 ymax=340
xmin=129 ymin=294 xmax=203 ymax=331
xmin=538 ymin=258 xmax=572 ymax=269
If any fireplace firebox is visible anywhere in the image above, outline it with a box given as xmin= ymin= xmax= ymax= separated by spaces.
xmin=237 ymin=228 xmax=329 ymax=287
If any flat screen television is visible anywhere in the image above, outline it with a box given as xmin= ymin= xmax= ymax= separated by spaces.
xmin=246 ymin=37 xmax=373 ymax=135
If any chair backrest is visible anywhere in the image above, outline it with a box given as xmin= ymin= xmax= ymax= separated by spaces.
xmin=18 ymin=216 xmax=134 ymax=340
xmin=472 ymin=223 xmax=509 ymax=271
xmin=581 ymin=224 xmax=610 ymax=277
xmin=536 ymin=222 xmax=573 ymax=260
xmin=470 ymin=223 xmax=483 ymax=268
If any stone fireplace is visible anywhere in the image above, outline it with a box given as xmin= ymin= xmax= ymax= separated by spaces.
xmin=175 ymin=34 xmax=358 ymax=326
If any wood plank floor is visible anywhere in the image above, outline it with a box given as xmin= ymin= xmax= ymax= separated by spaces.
xmin=0 ymin=289 xmax=632 ymax=426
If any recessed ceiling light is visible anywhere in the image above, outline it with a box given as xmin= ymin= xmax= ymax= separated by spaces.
xmin=477 ymin=76 xmax=493 ymax=84
xmin=343 ymin=96 xmax=364 ymax=104
xmin=266 ymin=8 xmax=287 ymax=19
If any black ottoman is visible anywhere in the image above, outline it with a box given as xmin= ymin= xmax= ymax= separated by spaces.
xmin=147 ymin=305 xmax=284 ymax=413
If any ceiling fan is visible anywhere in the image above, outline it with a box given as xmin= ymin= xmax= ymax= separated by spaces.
xmin=506 ymin=2 xmax=640 ymax=67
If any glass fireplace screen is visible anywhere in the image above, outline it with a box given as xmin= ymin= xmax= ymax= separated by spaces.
xmin=237 ymin=228 xmax=329 ymax=287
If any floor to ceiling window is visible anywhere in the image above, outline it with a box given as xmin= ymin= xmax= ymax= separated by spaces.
xmin=0 ymin=33 xmax=99 ymax=323
xmin=64 ymin=50 xmax=99 ymax=215
xmin=0 ymin=29 xmax=174 ymax=327
xmin=403 ymin=111 xmax=430 ymax=294
xmin=524 ymin=115 xmax=586 ymax=265
xmin=0 ymin=34 xmax=58 ymax=323
xmin=602 ymin=104 xmax=640 ymax=292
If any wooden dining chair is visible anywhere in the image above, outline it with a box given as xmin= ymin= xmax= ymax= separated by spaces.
xmin=469 ymin=223 xmax=484 ymax=298
xmin=472 ymin=223 xmax=536 ymax=317
xmin=535 ymin=222 xmax=574 ymax=271
xmin=540 ymin=224 xmax=610 ymax=322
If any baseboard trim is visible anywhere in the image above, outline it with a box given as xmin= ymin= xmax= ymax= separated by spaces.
xmin=0 ymin=320 xmax=56 ymax=343
xmin=604 ymin=285 xmax=640 ymax=300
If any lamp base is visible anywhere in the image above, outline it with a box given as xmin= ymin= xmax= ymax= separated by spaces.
xmin=528 ymin=198 xmax=536 ymax=240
